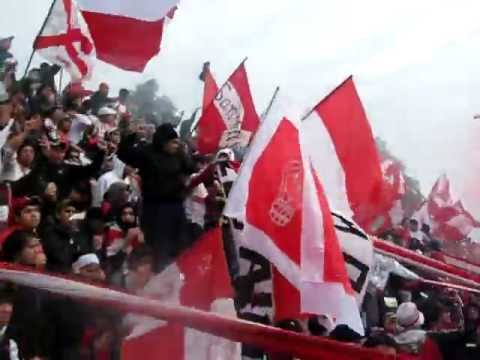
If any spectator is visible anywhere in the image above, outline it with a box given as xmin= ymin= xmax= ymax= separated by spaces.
xmin=41 ymin=199 xmax=86 ymax=273
xmin=0 ymin=288 xmax=19 ymax=360
xmin=364 ymin=334 xmax=398 ymax=357
xmin=72 ymin=253 xmax=106 ymax=283
xmin=329 ymin=325 xmax=363 ymax=344
xmin=118 ymin=123 xmax=195 ymax=269
xmin=395 ymin=302 xmax=430 ymax=354
xmin=96 ymin=107 xmax=117 ymax=139
xmin=308 ymin=314 xmax=335 ymax=337
xmin=30 ymin=83 xmax=56 ymax=114
xmin=74 ymin=207 xmax=105 ymax=256
xmin=2 ymin=230 xmax=50 ymax=359
xmin=12 ymin=136 xmax=105 ymax=199
xmin=38 ymin=62 xmax=61 ymax=91
xmin=114 ymin=88 xmax=129 ymax=116
xmin=0 ymin=37 xmax=14 ymax=75
xmin=0 ymin=89 xmax=15 ymax=150
xmin=104 ymin=203 xmax=144 ymax=283
xmin=0 ymin=140 xmax=36 ymax=182
xmin=123 ymin=245 xmax=154 ymax=292
xmin=90 ymin=83 xmax=110 ymax=115
xmin=0 ymin=196 xmax=42 ymax=246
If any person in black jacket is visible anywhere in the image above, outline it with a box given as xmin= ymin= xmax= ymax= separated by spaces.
xmin=1 ymin=230 xmax=52 ymax=359
xmin=117 ymin=123 xmax=195 ymax=270
xmin=41 ymin=199 xmax=89 ymax=273
xmin=12 ymin=137 xmax=105 ymax=200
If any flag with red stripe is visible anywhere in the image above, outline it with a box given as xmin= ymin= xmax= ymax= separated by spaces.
xmin=35 ymin=0 xmax=94 ymax=81
xmin=225 ymin=99 xmax=363 ymax=334
xmin=77 ymin=0 xmax=179 ymax=72
xmin=197 ymin=62 xmax=260 ymax=154
xmin=302 ymin=77 xmax=389 ymax=233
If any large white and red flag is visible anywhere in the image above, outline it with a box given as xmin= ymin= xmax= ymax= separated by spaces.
xmin=197 ymin=62 xmax=260 ymax=154
xmin=419 ymin=175 xmax=480 ymax=242
xmin=302 ymin=77 xmax=389 ymax=233
xmin=76 ymin=0 xmax=179 ymax=72
xmin=122 ymin=227 xmax=240 ymax=360
xmin=35 ymin=0 xmax=94 ymax=81
xmin=224 ymin=101 xmax=363 ymax=334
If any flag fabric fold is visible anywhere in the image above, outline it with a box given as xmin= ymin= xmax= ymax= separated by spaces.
xmin=76 ymin=0 xmax=179 ymax=72
xmin=225 ymin=98 xmax=363 ymax=334
xmin=35 ymin=0 xmax=94 ymax=81
xmin=197 ymin=62 xmax=260 ymax=154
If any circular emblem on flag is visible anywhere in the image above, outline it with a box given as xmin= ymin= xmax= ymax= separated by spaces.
xmin=269 ymin=160 xmax=303 ymax=227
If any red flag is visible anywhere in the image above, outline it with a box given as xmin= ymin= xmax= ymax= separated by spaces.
xmin=197 ymin=62 xmax=260 ymax=154
xmin=201 ymin=64 xmax=219 ymax=112
xmin=414 ymin=175 xmax=480 ymax=242
xmin=374 ymin=159 xmax=407 ymax=234
xmin=122 ymin=227 xmax=238 ymax=360
xmin=77 ymin=0 xmax=179 ymax=72
xmin=225 ymin=106 xmax=363 ymax=334
xmin=35 ymin=0 xmax=94 ymax=80
xmin=303 ymin=77 xmax=387 ymax=233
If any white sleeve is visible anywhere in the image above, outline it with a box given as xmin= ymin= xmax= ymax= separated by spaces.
xmin=9 ymin=339 xmax=19 ymax=360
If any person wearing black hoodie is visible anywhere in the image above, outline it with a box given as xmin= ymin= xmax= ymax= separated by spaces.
xmin=117 ymin=123 xmax=195 ymax=270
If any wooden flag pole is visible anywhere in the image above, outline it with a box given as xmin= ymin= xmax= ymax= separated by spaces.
xmin=260 ymin=86 xmax=280 ymax=121
xmin=23 ymin=0 xmax=57 ymax=78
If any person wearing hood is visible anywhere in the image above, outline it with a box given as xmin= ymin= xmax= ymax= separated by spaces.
xmin=118 ymin=123 xmax=195 ymax=269
xmin=104 ymin=203 xmax=144 ymax=283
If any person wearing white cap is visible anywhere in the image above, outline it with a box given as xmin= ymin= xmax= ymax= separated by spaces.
xmin=72 ymin=253 xmax=105 ymax=283
xmin=394 ymin=302 xmax=427 ymax=355
xmin=95 ymin=106 xmax=117 ymax=139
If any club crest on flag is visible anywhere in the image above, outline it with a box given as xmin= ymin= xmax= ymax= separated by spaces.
xmin=270 ymin=160 xmax=303 ymax=227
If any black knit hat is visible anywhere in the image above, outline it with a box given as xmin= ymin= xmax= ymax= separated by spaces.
xmin=153 ymin=123 xmax=178 ymax=150
xmin=329 ymin=325 xmax=363 ymax=343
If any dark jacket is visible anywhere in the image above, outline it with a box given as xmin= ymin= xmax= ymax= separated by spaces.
xmin=12 ymin=150 xmax=104 ymax=199
xmin=117 ymin=134 xmax=194 ymax=204
xmin=41 ymin=221 xmax=89 ymax=273
xmin=90 ymin=91 xmax=110 ymax=115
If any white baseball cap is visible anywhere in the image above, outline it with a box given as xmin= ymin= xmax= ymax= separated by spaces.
xmin=396 ymin=302 xmax=424 ymax=329
xmin=98 ymin=106 xmax=117 ymax=117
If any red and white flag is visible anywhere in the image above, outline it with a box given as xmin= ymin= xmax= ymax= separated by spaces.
xmin=197 ymin=62 xmax=260 ymax=154
xmin=35 ymin=0 xmax=94 ymax=81
xmin=302 ymin=77 xmax=388 ymax=233
xmin=122 ymin=228 xmax=240 ymax=360
xmin=76 ymin=0 xmax=179 ymax=72
xmin=225 ymin=102 xmax=363 ymax=334
xmin=375 ymin=159 xmax=407 ymax=234
xmin=200 ymin=63 xmax=219 ymax=113
xmin=414 ymin=175 xmax=480 ymax=242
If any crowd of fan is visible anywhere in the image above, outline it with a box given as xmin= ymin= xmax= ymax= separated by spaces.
xmin=1 ymin=35 xmax=480 ymax=360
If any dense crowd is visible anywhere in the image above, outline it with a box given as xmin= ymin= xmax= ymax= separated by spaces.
xmin=0 ymin=35 xmax=480 ymax=360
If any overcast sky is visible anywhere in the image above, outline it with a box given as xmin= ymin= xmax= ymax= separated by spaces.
xmin=3 ymin=0 xmax=480 ymax=215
